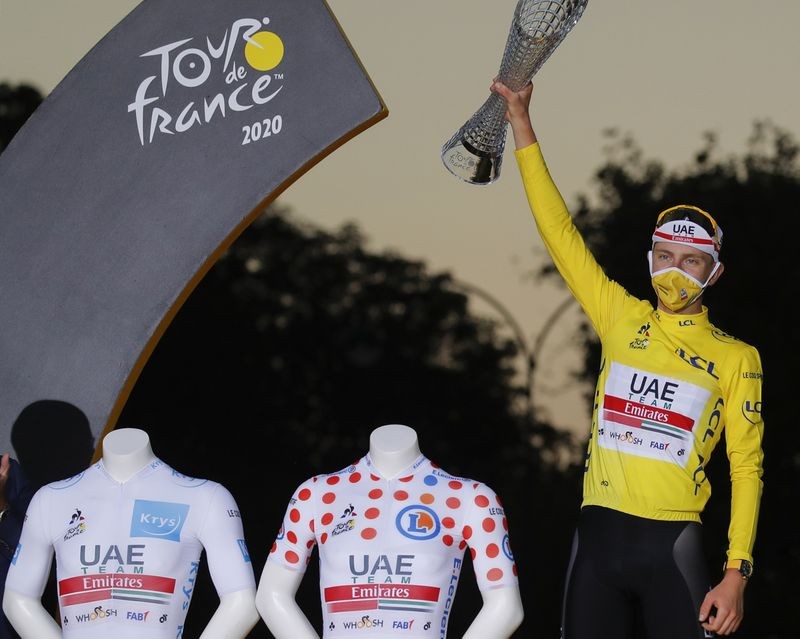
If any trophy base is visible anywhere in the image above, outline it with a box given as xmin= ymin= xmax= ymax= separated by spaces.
xmin=441 ymin=137 xmax=502 ymax=186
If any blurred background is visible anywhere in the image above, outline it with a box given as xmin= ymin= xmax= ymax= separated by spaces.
xmin=2 ymin=1 xmax=799 ymax=637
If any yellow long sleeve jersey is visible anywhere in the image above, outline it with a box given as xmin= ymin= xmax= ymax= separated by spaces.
xmin=515 ymin=143 xmax=764 ymax=566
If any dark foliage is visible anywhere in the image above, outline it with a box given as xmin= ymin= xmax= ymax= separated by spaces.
xmin=0 ymin=83 xmax=42 ymax=152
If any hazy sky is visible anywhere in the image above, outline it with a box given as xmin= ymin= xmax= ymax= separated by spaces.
xmin=2 ymin=0 xmax=798 ymax=433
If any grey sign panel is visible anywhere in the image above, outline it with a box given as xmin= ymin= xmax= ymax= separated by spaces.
xmin=0 ymin=0 xmax=387 ymax=458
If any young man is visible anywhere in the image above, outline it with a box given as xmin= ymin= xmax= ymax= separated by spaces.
xmin=491 ymin=80 xmax=764 ymax=638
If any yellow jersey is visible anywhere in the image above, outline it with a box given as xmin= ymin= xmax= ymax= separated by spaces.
xmin=515 ymin=143 xmax=764 ymax=566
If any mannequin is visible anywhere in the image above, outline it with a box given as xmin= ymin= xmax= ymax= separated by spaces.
xmin=256 ymin=424 xmax=524 ymax=638
xmin=3 ymin=428 xmax=259 ymax=638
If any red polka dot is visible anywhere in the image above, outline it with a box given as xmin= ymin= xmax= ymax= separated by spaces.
xmin=496 ymin=494 xmax=504 ymax=506
xmin=512 ymin=564 xmax=518 ymax=576
xmin=487 ymin=568 xmax=503 ymax=582
xmin=309 ymin=519 xmax=315 ymax=532
xmin=320 ymin=533 xmax=328 ymax=544
xmin=421 ymin=493 xmax=435 ymax=504
xmin=474 ymin=495 xmax=490 ymax=508
xmin=287 ymin=531 xmax=297 ymax=544
xmin=298 ymin=488 xmax=311 ymax=501
xmin=458 ymin=540 xmax=467 ymax=550
xmin=446 ymin=497 xmax=461 ymax=509
xmin=306 ymin=539 xmax=315 ymax=549
xmin=482 ymin=518 xmax=496 ymax=532
xmin=442 ymin=535 xmax=454 ymax=546
xmin=399 ymin=475 xmax=414 ymax=483
xmin=270 ymin=542 xmax=277 ymax=554
xmin=327 ymin=476 xmax=340 ymax=485
xmin=463 ymin=525 xmax=473 ymax=540
xmin=289 ymin=509 xmax=301 ymax=523
xmin=322 ymin=492 xmax=336 ymax=504
xmin=321 ymin=513 xmax=334 ymax=526
xmin=365 ymin=507 xmax=380 ymax=519
xmin=370 ymin=474 xmax=381 ymax=481
xmin=431 ymin=461 xmax=440 ymax=468
xmin=502 ymin=517 xmax=508 ymax=531
xmin=369 ymin=489 xmax=383 ymax=499
xmin=361 ymin=528 xmax=377 ymax=540
xmin=442 ymin=517 xmax=455 ymax=529
xmin=486 ymin=543 xmax=499 ymax=558
xmin=394 ymin=490 xmax=408 ymax=501
xmin=449 ymin=481 xmax=463 ymax=490
xmin=470 ymin=548 xmax=477 ymax=560
xmin=285 ymin=551 xmax=299 ymax=564
xmin=349 ymin=472 xmax=362 ymax=483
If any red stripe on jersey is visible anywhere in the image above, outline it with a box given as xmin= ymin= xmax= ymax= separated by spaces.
xmin=603 ymin=395 xmax=694 ymax=432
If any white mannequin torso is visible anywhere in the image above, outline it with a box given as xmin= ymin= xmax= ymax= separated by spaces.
xmin=256 ymin=424 xmax=524 ymax=639
xmin=3 ymin=427 xmax=260 ymax=639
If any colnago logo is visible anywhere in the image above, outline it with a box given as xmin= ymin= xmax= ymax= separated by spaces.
xmin=395 ymin=505 xmax=440 ymax=541
xmin=130 ymin=500 xmax=189 ymax=542
xmin=128 ymin=16 xmax=286 ymax=146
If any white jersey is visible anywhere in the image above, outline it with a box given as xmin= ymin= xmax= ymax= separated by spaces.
xmin=267 ymin=455 xmax=518 ymax=638
xmin=6 ymin=458 xmax=255 ymax=638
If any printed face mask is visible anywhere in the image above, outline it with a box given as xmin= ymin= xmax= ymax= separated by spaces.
xmin=648 ymin=251 xmax=720 ymax=312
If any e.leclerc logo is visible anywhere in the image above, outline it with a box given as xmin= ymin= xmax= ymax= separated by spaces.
xmin=395 ymin=505 xmax=440 ymax=541
xmin=128 ymin=16 xmax=285 ymax=146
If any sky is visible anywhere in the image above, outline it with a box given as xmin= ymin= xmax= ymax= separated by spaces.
xmin=2 ymin=0 xmax=799 ymax=434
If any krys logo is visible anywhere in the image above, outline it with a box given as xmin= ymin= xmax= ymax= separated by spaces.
xmin=130 ymin=500 xmax=189 ymax=542
xmin=396 ymin=505 xmax=440 ymax=541
xmin=128 ymin=16 xmax=286 ymax=146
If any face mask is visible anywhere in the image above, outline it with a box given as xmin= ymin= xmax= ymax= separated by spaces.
xmin=648 ymin=251 xmax=720 ymax=312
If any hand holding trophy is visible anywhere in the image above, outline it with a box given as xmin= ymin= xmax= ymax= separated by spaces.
xmin=441 ymin=0 xmax=589 ymax=185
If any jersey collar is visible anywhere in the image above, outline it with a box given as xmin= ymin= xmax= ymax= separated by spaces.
xmin=95 ymin=456 xmax=164 ymax=484
xmin=362 ymin=453 xmax=430 ymax=481
xmin=653 ymin=305 xmax=711 ymax=329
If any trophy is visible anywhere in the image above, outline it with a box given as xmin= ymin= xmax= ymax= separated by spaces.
xmin=441 ymin=0 xmax=589 ymax=185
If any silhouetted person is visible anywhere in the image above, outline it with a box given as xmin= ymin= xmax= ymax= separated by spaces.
xmin=10 ymin=400 xmax=95 ymax=490
xmin=0 ymin=453 xmax=35 ymax=639
xmin=5 ymin=400 xmax=95 ymax=631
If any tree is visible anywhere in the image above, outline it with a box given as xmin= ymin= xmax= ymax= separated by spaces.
xmin=0 ymin=83 xmax=42 ymax=151
xmin=543 ymin=122 xmax=800 ymax=638
xmin=118 ymin=205 xmax=581 ymax=638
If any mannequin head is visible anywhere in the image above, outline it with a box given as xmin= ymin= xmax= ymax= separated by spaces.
xmin=368 ymin=424 xmax=421 ymax=478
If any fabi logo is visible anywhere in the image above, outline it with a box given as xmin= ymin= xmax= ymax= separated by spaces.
xmin=395 ymin=505 xmax=440 ymax=540
xmin=128 ymin=16 xmax=286 ymax=146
